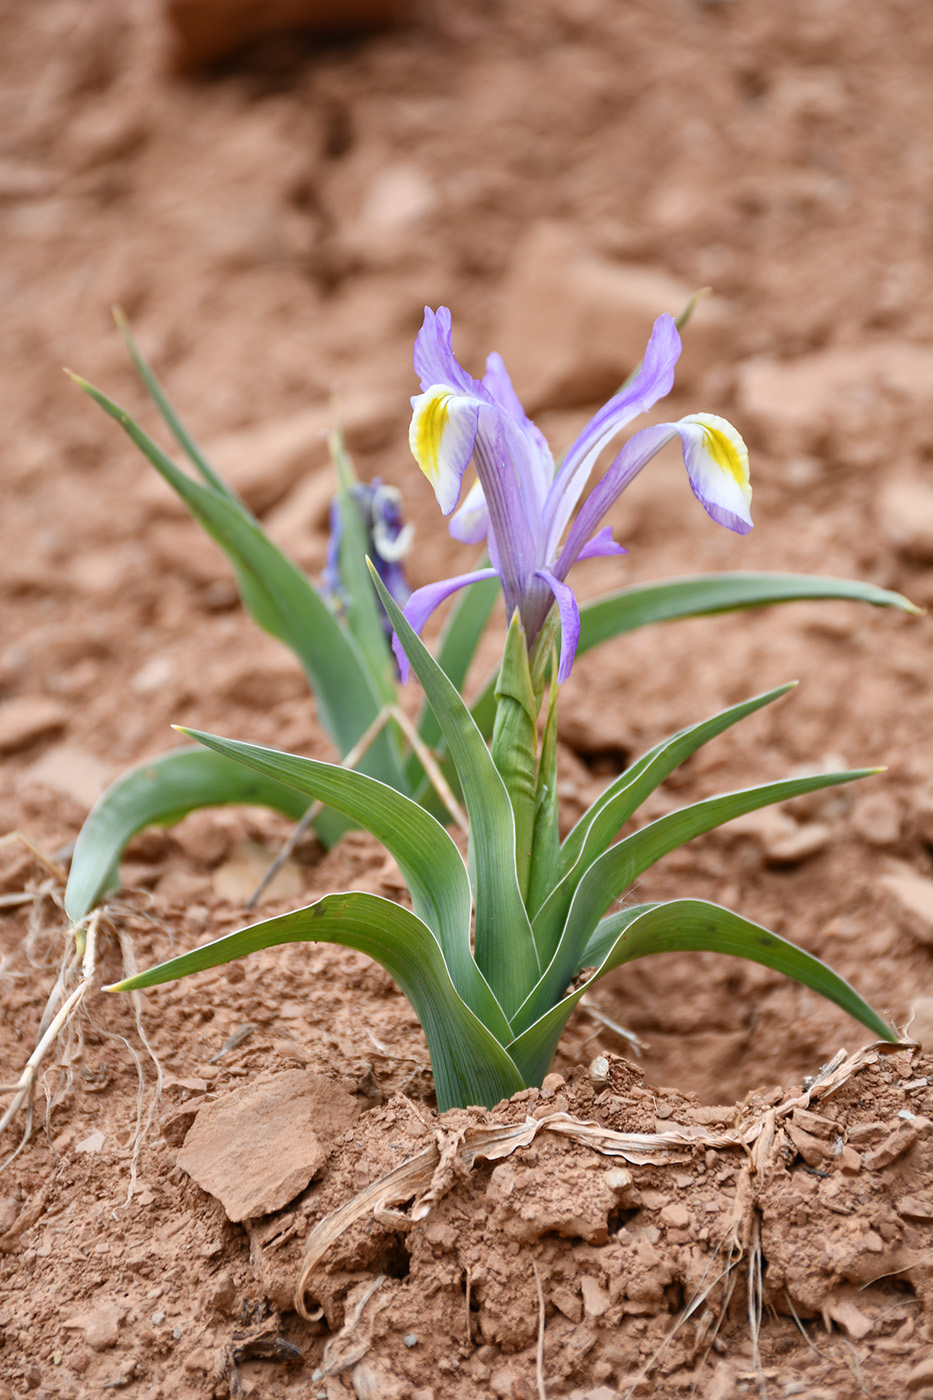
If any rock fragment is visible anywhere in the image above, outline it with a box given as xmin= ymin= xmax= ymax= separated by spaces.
xmin=880 ymin=478 xmax=933 ymax=565
xmin=177 ymin=1070 xmax=359 ymax=1221
xmin=211 ymin=841 xmax=304 ymax=904
xmin=580 ymin=1275 xmax=610 ymax=1318
xmin=897 ymin=1194 xmax=933 ymax=1222
xmin=165 ymin=0 xmax=404 ymax=69
xmin=352 ymin=1360 xmax=408 ymax=1400
xmin=62 ymin=1303 xmax=124 ymax=1352
xmin=723 ymin=807 xmax=833 ymax=864
xmin=550 ymin=1285 xmax=582 ymax=1323
xmin=485 ymin=1155 xmax=630 ymax=1245
xmin=659 ymin=1201 xmax=691 ymax=1229
xmin=74 ymin=1131 xmax=106 ymax=1154
xmin=823 ymin=1287 xmax=874 ymax=1340
xmin=849 ymin=791 xmax=902 ymax=847
xmin=882 ymin=872 xmax=933 ymax=946
xmin=346 ymin=164 xmax=438 ymax=266
xmin=906 ymin=1353 xmax=933 ymax=1390
xmin=862 ymin=1120 xmax=921 ymax=1170
xmin=136 ymin=394 xmax=396 ymax=517
xmin=27 ymin=743 xmax=113 ymax=807
xmin=703 ymin=1362 xmax=740 ymax=1400
xmin=0 ymin=697 xmax=67 ymax=754
xmin=785 ymin=1122 xmax=832 ymax=1167
xmin=737 ymin=342 xmax=933 ymax=452
xmin=494 ymin=221 xmax=732 ymax=411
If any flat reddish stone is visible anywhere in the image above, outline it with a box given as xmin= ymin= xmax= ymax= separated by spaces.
xmin=177 ymin=1070 xmax=359 ymax=1222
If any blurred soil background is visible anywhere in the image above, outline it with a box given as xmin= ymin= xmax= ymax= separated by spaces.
xmin=1 ymin=1 xmax=933 ymax=1397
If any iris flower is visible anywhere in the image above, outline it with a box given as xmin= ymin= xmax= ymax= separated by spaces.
xmin=401 ymin=306 xmax=752 ymax=683
xmin=324 ymin=477 xmax=413 ymax=627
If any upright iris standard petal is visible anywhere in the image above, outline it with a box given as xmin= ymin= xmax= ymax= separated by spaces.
xmin=403 ymin=306 xmax=752 ymax=686
xmin=677 ymin=413 xmax=752 ymax=535
xmin=410 ymin=386 xmax=481 ymax=516
xmin=414 ymin=306 xmax=487 ymax=398
xmin=542 ymin=312 xmax=682 ymax=554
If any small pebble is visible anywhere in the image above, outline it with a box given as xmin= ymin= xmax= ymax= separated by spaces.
xmin=589 ymin=1055 xmax=610 ymax=1086
xmin=151 ymin=1313 xmax=165 ymax=1326
xmin=403 ymin=1334 xmax=418 ymax=1348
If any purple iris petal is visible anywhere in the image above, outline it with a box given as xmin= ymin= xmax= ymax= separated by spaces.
xmin=407 ymin=307 xmax=750 ymax=688
xmin=394 ymin=566 xmax=499 ymax=682
xmin=414 ymin=306 xmax=488 ymax=399
xmin=542 ymin=314 xmax=682 ymax=555
xmin=449 ymin=480 xmax=490 ymax=544
xmin=573 ymin=525 xmax=627 ymax=563
xmin=471 ymin=409 xmax=541 ymax=620
xmin=535 ymin=569 xmax=581 ymax=684
xmin=410 ymin=389 xmax=482 ymax=516
xmin=677 ymin=421 xmax=753 ymax=535
xmin=557 ymin=422 xmax=678 ymax=579
xmin=482 ymin=352 xmax=554 ymax=503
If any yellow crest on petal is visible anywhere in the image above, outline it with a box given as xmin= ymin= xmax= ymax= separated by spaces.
xmin=409 ymin=387 xmax=454 ymax=491
xmin=685 ymin=412 xmax=750 ymax=494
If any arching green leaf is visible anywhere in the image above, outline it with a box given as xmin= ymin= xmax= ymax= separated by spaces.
xmin=370 ymin=566 xmax=540 ymax=1016
xmin=177 ymin=726 xmax=510 ymax=1040
xmin=508 ymin=899 xmax=897 ymax=1086
xmin=64 ymin=746 xmax=311 ymax=923
xmin=108 ymin=892 xmax=525 ymax=1112
xmin=518 ymin=766 xmax=876 ymax=1031
xmin=576 ymin=572 xmax=918 ymax=654
xmin=68 ymin=374 xmax=407 ymax=795
xmin=533 ymin=684 xmax=794 ymax=962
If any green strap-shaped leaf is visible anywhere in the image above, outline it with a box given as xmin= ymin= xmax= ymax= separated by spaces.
xmin=68 ymin=375 xmax=407 ymax=799
xmin=177 ymin=726 xmax=511 ymax=1041
xmin=490 ymin=614 xmax=539 ymax=904
xmin=108 ymin=892 xmax=525 ymax=1112
xmin=64 ymin=746 xmax=311 ymax=923
xmin=369 ymin=566 xmax=540 ymax=1016
xmin=468 ymin=572 xmax=919 ymax=735
xmin=532 ymin=685 xmax=794 ymax=962
xmin=507 ymin=898 xmax=897 ymax=1086
xmin=517 ymin=766 xmax=876 ymax=1031
xmin=576 ymin=572 xmax=919 ymax=654
xmin=526 ymin=679 xmax=560 ymax=923
xmin=113 ymin=309 xmax=240 ymax=504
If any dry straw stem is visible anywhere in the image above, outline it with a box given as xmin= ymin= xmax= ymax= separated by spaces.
xmin=296 ymin=1042 xmax=910 ymax=1323
xmin=0 ymin=834 xmax=165 ymax=1190
xmin=320 ymin=1275 xmax=390 ymax=1377
xmin=0 ymin=909 xmax=100 ymax=1153
xmin=0 ymin=831 xmax=69 ymax=887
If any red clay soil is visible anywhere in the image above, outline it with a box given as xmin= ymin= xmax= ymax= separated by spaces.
xmin=2 ymin=2 xmax=933 ymax=1397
